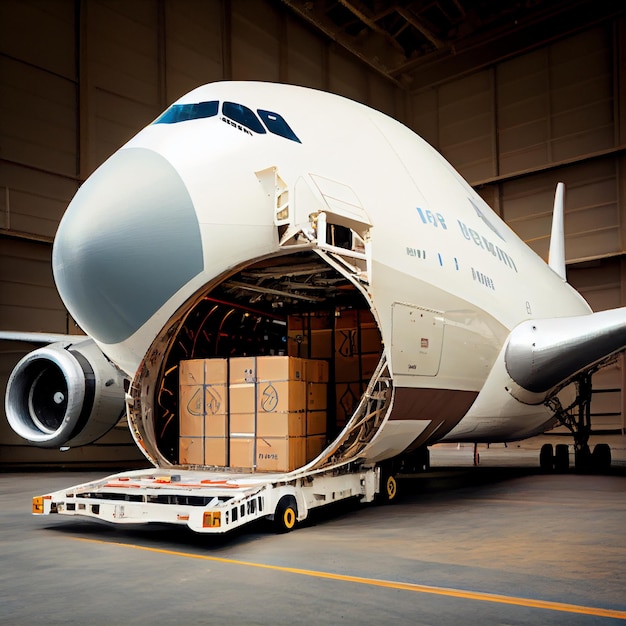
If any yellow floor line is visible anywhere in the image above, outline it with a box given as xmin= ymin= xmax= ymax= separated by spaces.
xmin=71 ymin=536 xmax=626 ymax=620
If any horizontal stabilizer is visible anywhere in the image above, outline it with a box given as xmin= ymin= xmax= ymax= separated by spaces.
xmin=505 ymin=307 xmax=626 ymax=394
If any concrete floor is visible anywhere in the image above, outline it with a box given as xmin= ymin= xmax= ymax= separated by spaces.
xmin=430 ymin=433 xmax=626 ymax=470
xmin=1 ymin=447 xmax=625 ymax=625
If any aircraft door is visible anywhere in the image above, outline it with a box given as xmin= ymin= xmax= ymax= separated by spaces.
xmin=391 ymin=303 xmax=444 ymax=376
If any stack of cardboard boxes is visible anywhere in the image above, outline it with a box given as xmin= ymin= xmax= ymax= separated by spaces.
xmin=179 ymin=358 xmax=228 ymax=466
xmin=303 ymin=358 xmax=328 ymax=462
xmin=287 ymin=308 xmax=381 ymax=430
xmin=334 ymin=309 xmax=381 ymax=428
xmin=179 ymin=355 xmax=329 ymax=472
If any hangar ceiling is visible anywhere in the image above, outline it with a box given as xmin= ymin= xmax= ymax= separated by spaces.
xmin=282 ymin=0 xmax=623 ymax=88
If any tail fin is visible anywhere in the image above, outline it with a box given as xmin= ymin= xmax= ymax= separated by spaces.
xmin=548 ymin=182 xmax=566 ymax=280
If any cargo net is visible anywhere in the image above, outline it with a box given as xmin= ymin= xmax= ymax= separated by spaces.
xmin=312 ymin=353 xmax=392 ymax=469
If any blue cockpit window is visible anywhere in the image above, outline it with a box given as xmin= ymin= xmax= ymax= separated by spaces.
xmin=152 ymin=99 xmax=301 ymax=143
xmin=258 ymin=109 xmax=301 ymax=143
xmin=222 ymin=102 xmax=266 ymax=134
xmin=153 ymin=101 xmax=219 ymax=124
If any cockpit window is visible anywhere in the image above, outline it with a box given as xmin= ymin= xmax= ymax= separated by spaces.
xmin=258 ymin=109 xmax=301 ymax=143
xmin=152 ymin=99 xmax=301 ymax=143
xmin=222 ymin=102 xmax=266 ymax=134
xmin=153 ymin=101 xmax=219 ymax=124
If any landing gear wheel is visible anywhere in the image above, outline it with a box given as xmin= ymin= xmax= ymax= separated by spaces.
xmin=592 ymin=443 xmax=611 ymax=474
xmin=539 ymin=443 xmax=554 ymax=472
xmin=575 ymin=446 xmax=592 ymax=473
xmin=274 ymin=496 xmax=298 ymax=533
xmin=554 ymin=444 xmax=569 ymax=473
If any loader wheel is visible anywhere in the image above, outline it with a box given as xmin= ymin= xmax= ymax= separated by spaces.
xmin=274 ymin=496 xmax=298 ymax=533
xmin=384 ymin=474 xmax=398 ymax=501
xmin=376 ymin=469 xmax=399 ymax=504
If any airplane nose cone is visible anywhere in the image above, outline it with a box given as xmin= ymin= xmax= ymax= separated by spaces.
xmin=53 ymin=147 xmax=203 ymax=345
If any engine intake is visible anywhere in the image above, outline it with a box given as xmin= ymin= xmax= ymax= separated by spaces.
xmin=5 ymin=339 xmax=126 ymax=448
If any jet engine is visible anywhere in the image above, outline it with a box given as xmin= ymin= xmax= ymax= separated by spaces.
xmin=5 ymin=339 xmax=126 ymax=448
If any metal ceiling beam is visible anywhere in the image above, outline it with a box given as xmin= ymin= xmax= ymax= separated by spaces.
xmin=282 ymin=0 xmax=625 ymax=91
xmin=395 ymin=6 xmax=445 ymax=49
xmin=396 ymin=0 xmax=625 ymax=90
xmin=280 ymin=0 xmax=404 ymax=85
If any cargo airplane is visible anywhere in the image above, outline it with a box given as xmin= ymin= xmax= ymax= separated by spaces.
xmin=2 ymin=81 xmax=624 ymax=532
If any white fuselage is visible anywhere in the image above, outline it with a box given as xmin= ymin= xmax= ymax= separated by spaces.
xmin=52 ymin=82 xmax=592 ymax=467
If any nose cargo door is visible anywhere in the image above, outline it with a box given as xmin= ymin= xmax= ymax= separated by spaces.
xmin=257 ymin=166 xmax=373 ymax=286
xmin=132 ymin=167 xmax=391 ymax=470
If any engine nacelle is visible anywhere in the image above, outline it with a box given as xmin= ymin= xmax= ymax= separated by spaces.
xmin=5 ymin=339 xmax=126 ymax=448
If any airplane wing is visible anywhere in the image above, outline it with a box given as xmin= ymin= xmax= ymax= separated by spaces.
xmin=0 ymin=331 xmax=82 ymax=344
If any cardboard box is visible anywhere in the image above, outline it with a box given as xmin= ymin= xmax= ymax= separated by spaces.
xmin=179 ymin=437 xmax=204 ymax=465
xmin=334 ymin=353 xmax=360 ymax=383
xmin=310 ymin=329 xmax=332 ymax=358
xmin=304 ymin=359 xmax=329 ymax=383
xmin=229 ymin=356 xmax=256 ymax=384
xmin=203 ymin=383 xmax=228 ymax=415
xmin=335 ymin=327 xmax=357 ymax=359
xmin=258 ymin=380 xmax=306 ymax=413
xmin=180 ymin=385 xmax=228 ymax=437
xmin=204 ymin=358 xmax=228 ymax=384
xmin=256 ymin=436 xmax=306 ymax=472
xmin=306 ymin=382 xmax=327 ymax=411
xmin=288 ymin=314 xmax=305 ymax=332
xmin=204 ymin=437 xmax=228 ymax=467
xmin=179 ymin=359 xmax=206 ymax=386
xmin=179 ymin=385 xmax=205 ymax=437
xmin=336 ymin=381 xmax=362 ymax=427
xmin=310 ymin=313 xmax=331 ymax=331
xmin=180 ymin=359 xmax=228 ymax=438
xmin=229 ymin=383 xmax=256 ymax=413
xmin=361 ymin=353 xmax=380 ymax=381
xmin=360 ymin=324 xmax=381 ymax=354
xmin=335 ymin=309 xmax=358 ymax=329
xmin=229 ymin=436 xmax=255 ymax=469
xmin=230 ymin=413 xmax=255 ymax=435
xmin=359 ymin=308 xmax=376 ymax=325
xmin=204 ymin=413 xmax=228 ymax=438
xmin=306 ymin=411 xmax=327 ymax=436
xmin=180 ymin=358 xmax=228 ymax=385
xmin=306 ymin=434 xmax=327 ymax=462
xmin=256 ymin=356 xmax=305 ymax=381
xmin=257 ymin=412 xmax=305 ymax=438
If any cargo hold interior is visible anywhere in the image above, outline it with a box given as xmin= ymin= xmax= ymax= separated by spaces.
xmin=153 ymin=250 xmax=385 ymax=472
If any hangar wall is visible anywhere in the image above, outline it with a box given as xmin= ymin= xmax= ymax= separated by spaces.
xmin=0 ymin=1 xmax=624 ymax=467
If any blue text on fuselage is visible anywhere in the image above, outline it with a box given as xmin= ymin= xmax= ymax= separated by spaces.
xmin=458 ymin=220 xmax=517 ymax=272
xmin=416 ymin=207 xmax=447 ymax=229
